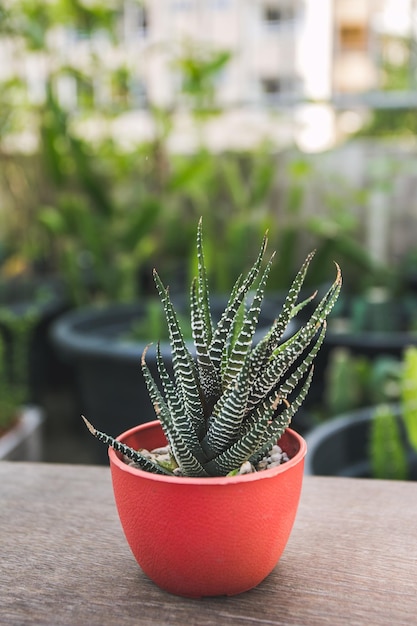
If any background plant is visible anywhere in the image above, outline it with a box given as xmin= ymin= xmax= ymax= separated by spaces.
xmin=370 ymin=346 xmax=417 ymax=480
xmin=0 ymin=0 xmax=398 ymax=311
xmin=0 ymin=306 xmax=40 ymax=434
xmin=36 ymin=94 xmax=163 ymax=305
xmin=323 ymin=348 xmax=401 ymax=419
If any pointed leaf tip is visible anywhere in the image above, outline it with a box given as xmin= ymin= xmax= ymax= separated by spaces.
xmin=81 ymin=415 xmax=96 ymax=436
xmin=333 ymin=261 xmax=342 ymax=285
xmin=141 ymin=343 xmax=153 ymax=366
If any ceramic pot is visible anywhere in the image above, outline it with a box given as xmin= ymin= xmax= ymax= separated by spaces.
xmin=109 ymin=420 xmax=306 ymax=598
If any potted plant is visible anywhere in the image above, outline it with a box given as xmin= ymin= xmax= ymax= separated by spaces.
xmin=0 ymin=305 xmax=44 ymax=461
xmin=305 ymin=346 xmax=417 ymax=480
xmin=82 ymin=219 xmax=341 ymax=597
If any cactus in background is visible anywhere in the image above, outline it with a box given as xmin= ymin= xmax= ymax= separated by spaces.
xmin=324 ymin=349 xmax=401 ymax=418
xmin=401 ymin=346 xmax=417 ymax=451
xmin=370 ymin=404 xmax=408 ymax=481
xmin=324 ymin=348 xmax=365 ymax=416
xmin=370 ymin=346 xmax=417 ymax=480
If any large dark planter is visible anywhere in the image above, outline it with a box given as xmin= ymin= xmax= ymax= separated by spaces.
xmin=304 ymin=406 xmax=417 ymax=479
xmin=51 ymin=299 xmax=297 ymax=463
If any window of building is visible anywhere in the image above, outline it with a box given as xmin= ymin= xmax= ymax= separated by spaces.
xmin=209 ymin=0 xmax=231 ymax=9
xmin=121 ymin=3 xmax=148 ymax=41
xmin=260 ymin=75 xmax=299 ymax=102
xmin=339 ymin=24 xmax=368 ymax=52
xmin=138 ymin=6 xmax=148 ymax=33
xmin=171 ymin=1 xmax=193 ymax=11
xmin=130 ymin=79 xmax=148 ymax=108
xmin=261 ymin=77 xmax=281 ymax=95
xmin=262 ymin=3 xmax=295 ymax=27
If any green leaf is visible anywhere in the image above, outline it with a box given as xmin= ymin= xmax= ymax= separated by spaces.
xmin=190 ymin=278 xmax=220 ymax=410
xmin=141 ymin=347 xmax=208 ymax=476
xmin=249 ymin=367 xmax=314 ymax=465
xmin=370 ymin=405 xmax=408 ymax=480
xmin=221 ymin=252 xmax=275 ymax=390
xmin=208 ymin=232 xmax=268 ymax=373
xmin=81 ymin=417 xmax=172 ymax=476
xmin=401 ymin=346 xmax=417 ymax=451
xmin=153 ymin=270 xmax=205 ymax=433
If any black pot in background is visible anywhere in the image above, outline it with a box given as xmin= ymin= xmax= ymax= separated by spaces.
xmin=304 ymin=406 xmax=417 ymax=479
xmin=51 ymin=299 xmax=299 ymax=463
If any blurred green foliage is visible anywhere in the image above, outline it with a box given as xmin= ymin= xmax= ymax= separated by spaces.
xmin=0 ymin=306 xmax=40 ymax=432
xmin=0 ymin=0 xmax=387 ymax=308
xmin=356 ymin=34 xmax=417 ymax=137
xmin=323 ymin=348 xmax=401 ymax=419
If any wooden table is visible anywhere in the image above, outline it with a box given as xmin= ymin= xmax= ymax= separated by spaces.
xmin=1 ymin=462 xmax=416 ymax=626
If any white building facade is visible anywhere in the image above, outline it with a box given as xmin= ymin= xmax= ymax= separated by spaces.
xmin=0 ymin=0 xmax=414 ymax=152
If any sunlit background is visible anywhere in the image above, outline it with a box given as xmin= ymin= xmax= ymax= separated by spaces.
xmin=3 ymin=0 xmax=417 ymax=152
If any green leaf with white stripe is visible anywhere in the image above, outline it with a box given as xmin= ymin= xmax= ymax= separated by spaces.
xmin=141 ymin=349 xmax=208 ymax=476
xmin=153 ymin=270 xmax=205 ymax=433
xmin=208 ymin=233 xmax=268 ymax=374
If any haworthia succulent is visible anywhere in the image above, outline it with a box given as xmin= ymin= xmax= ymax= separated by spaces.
xmin=83 ymin=220 xmax=342 ymax=477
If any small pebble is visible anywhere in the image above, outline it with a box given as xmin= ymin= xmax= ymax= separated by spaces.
xmin=151 ymin=446 xmax=170 ymax=455
xmin=238 ymin=461 xmax=256 ymax=475
xmin=269 ymin=452 xmax=283 ymax=463
xmin=138 ymin=448 xmax=153 ymax=459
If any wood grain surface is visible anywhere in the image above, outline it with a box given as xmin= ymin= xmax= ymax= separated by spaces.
xmin=1 ymin=462 xmax=416 ymax=626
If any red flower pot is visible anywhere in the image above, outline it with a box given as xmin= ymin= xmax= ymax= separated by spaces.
xmin=109 ymin=420 xmax=307 ymax=598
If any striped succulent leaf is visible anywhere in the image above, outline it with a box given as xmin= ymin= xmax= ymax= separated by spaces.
xmin=190 ymin=278 xmax=220 ymax=411
xmin=84 ymin=221 xmax=342 ymax=477
xmin=202 ymin=346 xmax=255 ymax=458
xmin=221 ymin=252 xmax=275 ymax=390
xmin=81 ymin=416 xmax=172 ymax=475
xmin=153 ymin=270 xmax=205 ymax=434
xmin=141 ymin=349 xmax=208 ymax=476
xmin=207 ymin=232 xmax=268 ymax=375
xmin=248 ymin=367 xmax=315 ymax=466
xmin=245 ymin=320 xmax=327 ymax=415
xmin=196 ymin=217 xmax=214 ymax=346
xmin=265 ymin=251 xmax=316 ymax=353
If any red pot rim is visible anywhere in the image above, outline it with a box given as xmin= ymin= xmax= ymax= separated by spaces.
xmin=109 ymin=420 xmax=307 ymax=486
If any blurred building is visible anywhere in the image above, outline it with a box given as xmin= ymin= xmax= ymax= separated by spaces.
xmin=1 ymin=0 xmax=416 ymax=152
